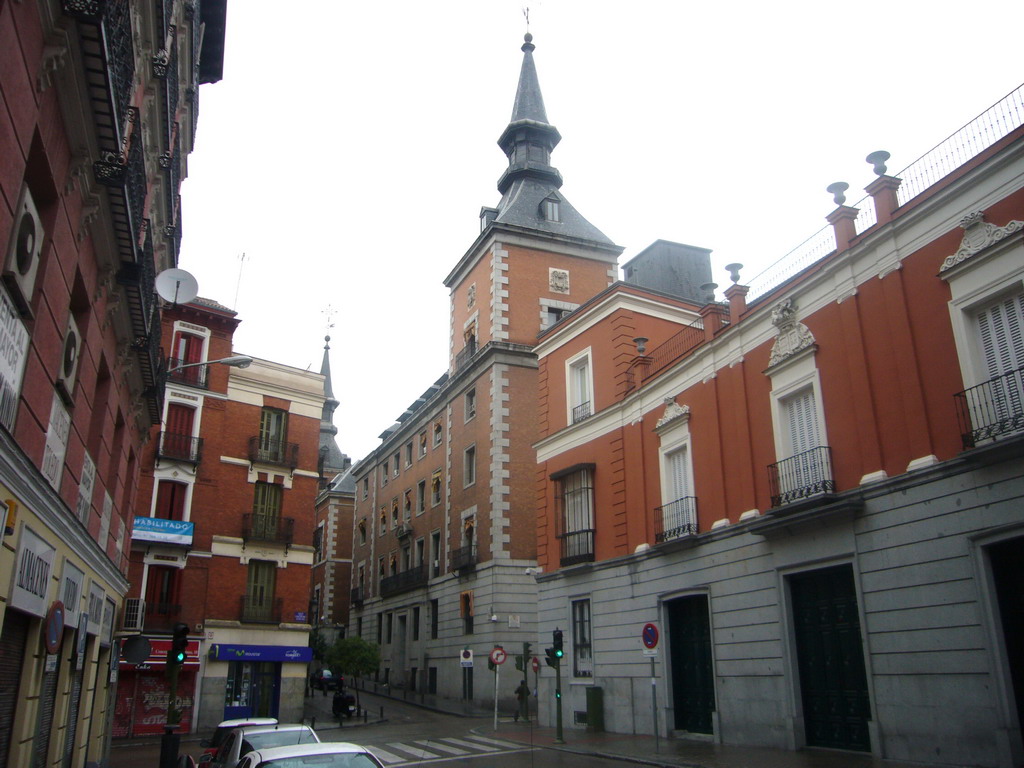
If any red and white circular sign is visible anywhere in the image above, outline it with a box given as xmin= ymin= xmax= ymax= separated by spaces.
xmin=489 ymin=646 xmax=507 ymax=665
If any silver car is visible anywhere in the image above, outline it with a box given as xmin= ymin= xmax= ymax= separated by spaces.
xmin=211 ymin=724 xmax=320 ymax=768
xmin=236 ymin=742 xmax=385 ymax=768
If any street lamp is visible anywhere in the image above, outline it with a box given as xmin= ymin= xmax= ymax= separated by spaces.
xmin=166 ymin=355 xmax=253 ymax=375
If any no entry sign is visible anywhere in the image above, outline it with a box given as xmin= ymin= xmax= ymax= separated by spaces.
xmin=489 ymin=646 xmax=507 ymax=665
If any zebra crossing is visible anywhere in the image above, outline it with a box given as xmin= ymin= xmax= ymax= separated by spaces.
xmin=365 ymin=733 xmax=531 ymax=764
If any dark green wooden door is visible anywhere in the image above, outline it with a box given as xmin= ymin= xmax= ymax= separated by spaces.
xmin=790 ymin=565 xmax=871 ymax=751
xmin=667 ymin=595 xmax=715 ymax=733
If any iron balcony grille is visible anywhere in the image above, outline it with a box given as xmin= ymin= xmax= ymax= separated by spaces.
xmin=166 ymin=357 xmax=209 ymax=388
xmin=145 ymin=601 xmax=181 ymax=616
xmin=558 ymin=529 xmax=595 ymax=566
xmin=248 ymin=436 xmax=299 ymax=470
xmin=954 ymin=366 xmax=1024 ymax=449
xmin=768 ymin=445 xmax=835 ymax=507
xmin=94 ymin=107 xmax=148 ymax=264
xmin=454 ymin=339 xmax=479 ymax=372
xmin=157 ymin=431 xmax=203 ymax=464
xmin=115 ymin=220 xmax=157 ymax=340
xmin=380 ymin=564 xmax=428 ymax=597
xmin=242 ymin=513 xmax=294 ymax=546
xmin=241 ymin=596 xmax=282 ymax=624
xmin=572 ymin=401 xmax=592 ymax=424
xmin=451 ymin=544 xmax=477 ymax=572
xmin=655 ymin=496 xmax=698 ymax=543
xmin=350 ymin=586 xmax=364 ymax=607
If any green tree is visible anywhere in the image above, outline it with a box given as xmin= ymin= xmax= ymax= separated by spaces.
xmin=325 ymin=636 xmax=381 ymax=711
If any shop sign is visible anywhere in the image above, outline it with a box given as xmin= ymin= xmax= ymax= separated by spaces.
xmin=10 ymin=525 xmax=55 ymax=617
xmin=209 ymin=644 xmax=313 ymax=663
xmin=41 ymin=393 xmax=70 ymax=490
xmin=0 ymin=288 xmax=29 ymax=431
xmin=132 ymin=516 xmax=194 ymax=545
xmin=118 ymin=639 xmax=201 ymax=670
xmin=60 ymin=558 xmax=84 ymax=629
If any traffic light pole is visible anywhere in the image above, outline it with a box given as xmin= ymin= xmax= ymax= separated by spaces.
xmin=554 ymin=660 xmax=564 ymax=743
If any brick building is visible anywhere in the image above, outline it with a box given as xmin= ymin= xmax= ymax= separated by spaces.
xmin=116 ymin=299 xmax=326 ymax=734
xmin=347 ymin=33 xmax=621 ymax=706
xmin=531 ymin=86 xmax=1024 ymax=768
xmin=0 ymin=0 xmax=224 ymax=765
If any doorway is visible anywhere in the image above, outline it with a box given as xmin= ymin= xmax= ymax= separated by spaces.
xmin=666 ymin=594 xmax=715 ymax=734
xmin=790 ymin=564 xmax=871 ymax=751
xmin=989 ymin=538 xmax=1024 ymax=738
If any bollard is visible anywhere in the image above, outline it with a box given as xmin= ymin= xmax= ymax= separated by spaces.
xmin=363 ymin=708 xmax=368 ymax=724
xmin=311 ymin=717 xmax=316 ymax=731
xmin=379 ymin=705 xmax=384 ymax=720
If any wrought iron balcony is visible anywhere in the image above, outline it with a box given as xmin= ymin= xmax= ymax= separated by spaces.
xmin=116 ymin=220 xmax=157 ymax=339
xmin=242 ymin=513 xmax=294 ymax=546
xmin=380 ymin=564 xmax=428 ymax=597
xmin=144 ymin=601 xmax=181 ymax=631
xmin=454 ymin=339 xmax=479 ymax=372
xmin=954 ymin=366 xmax=1024 ymax=449
xmin=655 ymin=496 xmax=698 ymax=543
xmin=166 ymin=357 xmax=209 ymax=388
xmin=248 ymin=436 xmax=299 ymax=470
xmin=451 ymin=544 xmax=477 ymax=572
xmin=350 ymin=586 xmax=364 ymax=607
xmin=558 ymin=529 xmax=595 ymax=566
xmin=135 ymin=297 xmax=164 ymax=424
xmin=572 ymin=401 xmax=592 ymax=424
xmin=240 ymin=596 xmax=282 ymax=624
xmin=157 ymin=430 xmax=203 ymax=465
xmin=768 ymin=445 xmax=835 ymax=507
xmin=93 ymin=107 xmax=148 ymax=265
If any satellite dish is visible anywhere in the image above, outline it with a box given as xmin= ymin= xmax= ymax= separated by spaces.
xmin=122 ymin=635 xmax=152 ymax=664
xmin=155 ymin=268 xmax=199 ymax=305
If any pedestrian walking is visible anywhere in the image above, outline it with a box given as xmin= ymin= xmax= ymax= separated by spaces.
xmin=514 ymin=678 xmax=530 ymax=722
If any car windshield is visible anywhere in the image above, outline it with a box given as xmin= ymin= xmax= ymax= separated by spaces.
xmin=261 ymin=754 xmax=379 ymax=768
xmin=244 ymin=731 xmax=318 ymax=752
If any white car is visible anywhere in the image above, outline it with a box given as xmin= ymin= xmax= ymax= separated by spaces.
xmin=200 ymin=718 xmax=278 ymax=764
xmin=211 ymin=724 xmax=320 ymax=768
xmin=236 ymin=742 xmax=385 ymax=768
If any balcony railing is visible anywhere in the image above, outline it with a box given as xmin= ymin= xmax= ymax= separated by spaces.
xmin=571 ymin=401 xmax=592 ymax=424
xmin=768 ymin=445 xmax=835 ymax=507
xmin=350 ymin=586 xmax=364 ymax=607
xmin=122 ymin=598 xmax=144 ymax=631
xmin=248 ymin=437 xmax=299 ymax=470
xmin=166 ymin=357 xmax=209 ymax=388
xmin=380 ymin=564 xmax=428 ymax=598
xmin=144 ymin=601 xmax=181 ymax=631
xmin=655 ymin=496 xmax=698 ymax=543
xmin=954 ymin=366 xmax=1024 ymax=449
xmin=558 ymin=529 xmax=595 ymax=566
xmin=157 ymin=431 xmax=203 ymax=465
xmin=451 ymin=544 xmax=477 ymax=572
xmin=241 ymin=596 xmax=282 ymax=624
xmin=242 ymin=513 xmax=294 ymax=546
xmin=454 ymin=340 xmax=479 ymax=372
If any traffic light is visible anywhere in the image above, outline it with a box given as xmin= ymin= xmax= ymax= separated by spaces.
xmin=553 ymin=628 xmax=563 ymax=659
xmin=167 ymin=622 xmax=189 ymax=666
xmin=515 ymin=655 xmax=524 ymax=671
xmin=544 ymin=647 xmax=558 ymax=669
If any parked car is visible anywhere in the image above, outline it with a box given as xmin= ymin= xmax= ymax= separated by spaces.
xmin=236 ymin=742 xmax=385 ymax=768
xmin=310 ymin=668 xmax=341 ymax=691
xmin=210 ymin=724 xmax=320 ymax=768
xmin=199 ymin=718 xmax=278 ymax=764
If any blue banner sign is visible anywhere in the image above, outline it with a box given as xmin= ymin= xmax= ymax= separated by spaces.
xmin=209 ymin=644 xmax=313 ymax=663
xmin=132 ymin=517 xmax=194 ymax=545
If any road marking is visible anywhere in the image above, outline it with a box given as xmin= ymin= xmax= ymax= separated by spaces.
xmin=367 ymin=746 xmax=407 ymax=764
xmin=386 ymin=742 xmax=443 ymax=759
xmin=375 ymin=747 xmax=534 ymax=766
xmin=414 ymin=740 xmax=468 ymax=755
xmin=458 ymin=735 xmax=521 ymax=749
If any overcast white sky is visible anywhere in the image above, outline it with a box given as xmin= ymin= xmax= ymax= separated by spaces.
xmin=179 ymin=0 xmax=1024 ymax=461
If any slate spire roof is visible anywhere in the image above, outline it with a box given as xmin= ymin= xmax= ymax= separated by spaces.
xmin=318 ymin=335 xmax=350 ymax=476
xmin=491 ymin=34 xmax=614 ymax=246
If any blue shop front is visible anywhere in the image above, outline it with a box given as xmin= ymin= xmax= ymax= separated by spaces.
xmin=208 ymin=643 xmax=313 ymax=722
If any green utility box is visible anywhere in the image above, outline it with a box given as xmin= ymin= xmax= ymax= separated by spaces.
xmin=585 ymin=686 xmax=604 ymax=732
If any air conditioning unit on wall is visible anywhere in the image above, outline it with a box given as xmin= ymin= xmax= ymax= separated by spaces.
xmin=3 ymin=184 xmax=43 ymax=316
xmin=55 ymin=314 xmax=81 ymax=403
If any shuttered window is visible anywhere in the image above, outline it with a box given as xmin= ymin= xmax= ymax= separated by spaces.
xmin=976 ymin=291 xmax=1024 ymax=378
xmin=783 ymin=387 xmax=820 ymax=457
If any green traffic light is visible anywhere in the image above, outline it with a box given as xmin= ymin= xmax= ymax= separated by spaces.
xmin=173 ymin=651 xmax=185 ymax=663
xmin=554 ymin=648 xmax=563 ymax=658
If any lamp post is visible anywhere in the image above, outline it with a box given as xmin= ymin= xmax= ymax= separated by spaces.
xmin=166 ymin=355 xmax=253 ymax=375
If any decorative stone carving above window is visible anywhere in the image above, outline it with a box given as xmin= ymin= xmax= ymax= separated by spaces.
xmin=940 ymin=211 xmax=1024 ymax=272
xmin=655 ymin=396 xmax=690 ymax=431
xmin=768 ymin=298 xmax=816 ymax=368
xmin=549 ymin=268 xmax=570 ymax=294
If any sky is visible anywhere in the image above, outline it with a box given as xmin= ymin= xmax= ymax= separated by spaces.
xmin=178 ymin=0 xmax=1024 ymax=461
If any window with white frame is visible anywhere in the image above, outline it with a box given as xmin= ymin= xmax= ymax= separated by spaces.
xmin=416 ymin=480 xmax=426 ymax=514
xmin=571 ymin=598 xmax=593 ymax=678
xmin=660 ymin=444 xmax=696 ymax=541
xmin=566 ymin=349 xmax=593 ymax=424
xmin=465 ymin=389 xmax=476 ymax=421
xmin=555 ymin=465 xmax=594 ymax=565
xmin=463 ymin=445 xmax=476 ymax=487
xmin=433 ymin=423 xmax=442 ymax=447
xmin=431 ymin=471 xmax=442 ymax=506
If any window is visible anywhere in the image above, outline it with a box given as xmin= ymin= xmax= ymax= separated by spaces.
xmin=154 ymin=480 xmax=187 ymax=520
xmin=313 ymin=524 xmax=323 ymax=563
xmin=419 ymin=431 xmax=427 ymax=457
xmin=968 ymin=291 xmax=1024 ymax=439
xmin=362 ymin=477 xmax=368 ymax=499
xmin=391 ymin=499 xmax=399 ymax=527
xmin=567 ymin=350 xmax=593 ymax=423
xmin=145 ymin=565 xmax=179 ymax=615
xmin=405 ymin=441 xmax=413 ymax=467
xmin=659 ymin=443 xmax=696 ymax=541
xmin=430 ymin=598 xmax=439 ymax=639
xmin=412 ymin=606 xmax=421 ymax=641
xmin=252 ymin=481 xmax=282 ymax=539
xmin=356 ymin=617 xmax=363 ymax=637
xmin=393 ymin=451 xmax=401 ymax=477
xmin=381 ymin=460 xmax=389 ymax=486
xmin=773 ymin=386 xmax=832 ymax=505
xmin=170 ymin=331 xmax=205 ymax=386
xmin=542 ymin=195 xmax=560 ymax=222
xmin=431 ymin=531 xmax=441 ymax=577
xmin=556 ymin=466 xmax=594 ymax=565
xmin=572 ymin=599 xmax=593 ymax=678
xmin=379 ymin=508 xmax=386 ymax=535
xmin=245 ymin=560 xmax=277 ymax=622
xmin=403 ymin=490 xmax=412 ymax=520
xmin=358 ymin=519 xmax=367 ymax=545
xmin=461 ymin=591 xmax=474 ymax=635
xmin=377 ymin=612 xmax=383 ymax=643
xmin=258 ymin=407 xmax=288 ymax=463
xmin=465 ymin=389 xmax=476 ymax=421
xmin=463 ymin=445 xmax=476 ymax=487
xmin=162 ymin=403 xmax=197 ymax=460
xmin=431 ymin=471 xmax=442 ymax=506
xmin=386 ymin=613 xmax=393 ymax=644
xmin=416 ymin=480 xmax=426 ymax=514
xmin=415 ymin=537 xmax=425 ymax=567
xmin=433 ymin=423 xmax=443 ymax=446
